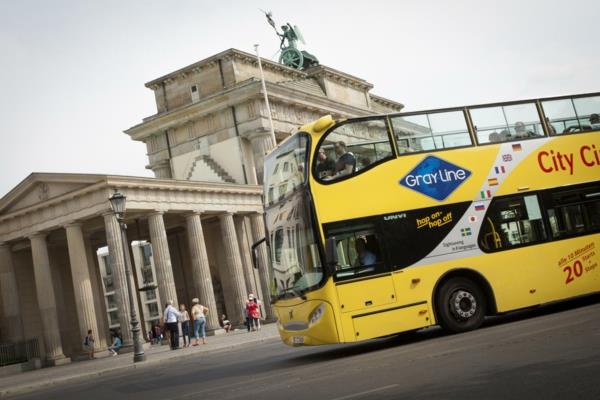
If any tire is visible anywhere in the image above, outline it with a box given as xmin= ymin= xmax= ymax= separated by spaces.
xmin=436 ymin=277 xmax=486 ymax=333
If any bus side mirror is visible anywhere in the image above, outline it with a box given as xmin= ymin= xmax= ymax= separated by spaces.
xmin=325 ymin=237 xmax=338 ymax=267
xmin=251 ymin=237 xmax=267 ymax=269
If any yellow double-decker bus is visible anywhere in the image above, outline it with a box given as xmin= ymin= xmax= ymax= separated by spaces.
xmin=258 ymin=92 xmax=600 ymax=346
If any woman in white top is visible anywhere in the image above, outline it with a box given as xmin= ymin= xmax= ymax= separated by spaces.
xmin=179 ymin=304 xmax=191 ymax=347
xmin=191 ymin=298 xmax=207 ymax=345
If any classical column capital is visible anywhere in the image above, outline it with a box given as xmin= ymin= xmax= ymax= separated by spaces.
xmin=28 ymin=231 xmax=48 ymax=240
xmin=148 ymin=210 xmax=166 ymax=218
xmin=218 ymin=210 xmax=235 ymax=220
xmin=63 ymin=221 xmax=83 ymax=229
xmin=244 ymin=128 xmax=275 ymax=141
xmin=101 ymin=210 xmax=117 ymax=218
xmin=184 ymin=210 xmax=204 ymax=220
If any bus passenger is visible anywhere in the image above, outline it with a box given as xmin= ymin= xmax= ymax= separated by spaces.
xmin=333 ymin=141 xmax=356 ymax=178
xmin=514 ymin=121 xmax=534 ymax=138
xmin=358 ymin=155 xmax=372 ymax=170
xmin=488 ymin=132 xmax=500 ymax=143
xmin=316 ymin=148 xmax=335 ymax=178
xmin=590 ymin=113 xmax=600 ymax=130
xmin=397 ymin=144 xmax=415 ymax=154
xmin=353 ymin=237 xmax=376 ymax=267
xmin=545 ymin=117 xmax=557 ymax=135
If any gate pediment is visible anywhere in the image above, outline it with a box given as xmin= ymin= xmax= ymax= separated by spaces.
xmin=0 ymin=173 xmax=105 ymax=215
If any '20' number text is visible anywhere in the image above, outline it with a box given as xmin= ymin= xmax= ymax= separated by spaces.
xmin=563 ymin=260 xmax=583 ymax=284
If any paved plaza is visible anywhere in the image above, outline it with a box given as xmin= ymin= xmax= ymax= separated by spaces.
xmin=0 ymin=324 xmax=279 ymax=399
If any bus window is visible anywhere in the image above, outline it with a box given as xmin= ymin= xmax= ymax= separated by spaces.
xmin=330 ymin=230 xmax=384 ymax=279
xmin=390 ymin=110 xmax=471 ymax=153
xmin=546 ymin=184 xmax=600 ymax=238
xmin=542 ymin=95 xmax=600 ymax=134
xmin=470 ymin=102 xmax=543 ymax=144
xmin=314 ymin=117 xmax=393 ymax=181
xmin=479 ymin=194 xmax=547 ymax=251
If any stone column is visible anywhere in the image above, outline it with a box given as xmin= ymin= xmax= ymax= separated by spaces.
xmin=185 ymin=212 xmax=219 ymax=330
xmin=219 ymin=212 xmax=249 ymax=325
xmin=250 ymin=213 xmax=274 ymax=319
xmin=0 ymin=243 xmax=24 ymax=342
xmin=65 ymin=223 xmax=100 ymax=353
xmin=241 ymin=138 xmax=259 ymax=185
xmin=29 ymin=233 xmax=69 ymax=365
xmin=148 ymin=212 xmax=178 ymax=308
xmin=234 ymin=216 xmax=258 ymax=296
xmin=103 ymin=213 xmax=133 ymax=346
xmin=151 ymin=160 xmax=172 ymax=179
xmin=84 ymin=237 xmax=108 ymax=349
xmin=248 ymin=131 xmax=275 ymax=184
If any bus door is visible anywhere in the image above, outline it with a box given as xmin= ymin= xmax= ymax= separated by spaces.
xmin=327 ymin=226 xmax=396 ymax=340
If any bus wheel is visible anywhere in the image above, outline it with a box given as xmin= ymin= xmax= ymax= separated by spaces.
xmin=436 ymin=277 xmax=486 ymax=333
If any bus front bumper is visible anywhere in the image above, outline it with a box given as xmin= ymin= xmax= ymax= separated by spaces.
xmin=275 ymin=300 xmax=340 ymax=346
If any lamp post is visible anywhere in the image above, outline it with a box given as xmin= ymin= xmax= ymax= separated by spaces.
xmin=109 ymin=189 xmax=146 ymax=363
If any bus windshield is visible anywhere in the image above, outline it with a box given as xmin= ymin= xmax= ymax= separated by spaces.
xmin=263 ymin=135 xmax=324 ymax=299
xmin=264 ymin=134 xmax=308 ymax=205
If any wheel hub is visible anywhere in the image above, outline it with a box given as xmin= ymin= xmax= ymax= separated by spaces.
xmin=452 ymin=290 xmax=477 ymax=319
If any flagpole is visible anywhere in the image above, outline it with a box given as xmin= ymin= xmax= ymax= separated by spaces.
xmin=254 ymin=43 xmax=277 ymax=149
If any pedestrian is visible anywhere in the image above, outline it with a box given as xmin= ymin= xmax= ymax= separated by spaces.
xmin=163 ymin=300 xmax=181 ymax=350
xmin=191 ymin=298 xmax=207 ymax=345
xmin=83 ymin=329 xmax=95 ymax=359
xmin=108 ymin=331 xmax=122 ymax=356
xmin=152 ymin=322 xmax=163 ymax=345
xmin=246 ymin=294 xmax=261 ymax=331
xmin=252 ymin=295 xmax=263 ymax=330
xmin=220 ymin=314 xmax=232 ymax=333
xmin=179 ymin=303 xmax=191 ymax=347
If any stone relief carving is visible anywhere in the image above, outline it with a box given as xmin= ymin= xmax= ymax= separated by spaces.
xmin=37 ymin=183 xmax=49 ymax=201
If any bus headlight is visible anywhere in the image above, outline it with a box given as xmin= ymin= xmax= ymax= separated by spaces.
xmin=309 ymin=303 xmax=325 ymax=326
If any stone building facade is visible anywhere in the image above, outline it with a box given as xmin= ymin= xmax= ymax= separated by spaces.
xmin=125 ymin=48 xmax=403 ymax=185
xmin=0 ymin=48 xmax=403 ymax=365
xmin=0 ymin=174 xmax=267 ymax=363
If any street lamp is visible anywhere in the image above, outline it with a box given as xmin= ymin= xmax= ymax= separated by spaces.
xmin=109 ymin=189 xmax=146 ymax=362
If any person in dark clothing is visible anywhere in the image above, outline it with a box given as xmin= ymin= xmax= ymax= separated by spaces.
xmin=163 ymin=300 xmax=181 ymax=350
xmin=333 ymin=141 xmax=356 ymax=178
xmin=315 ymin=148 xmax=335 ymax=179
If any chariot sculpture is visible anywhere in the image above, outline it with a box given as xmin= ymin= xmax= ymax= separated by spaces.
xmin=264 ymin=11 xmax=319 ymax=70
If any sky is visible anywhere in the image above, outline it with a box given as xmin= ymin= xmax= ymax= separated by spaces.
xmin=1 ymin=0 xmax=599 ymax=198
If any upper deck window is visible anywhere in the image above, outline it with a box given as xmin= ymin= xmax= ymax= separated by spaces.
xmin=390 ymin=110 xmax=472 ymax=153
xmin=314 ymin=117 xmax=393 ymax=182
xmin=542 ymin=95 xmax=600 ymax=134
xmin=470 ymin=102 xmax=543 ymax=144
